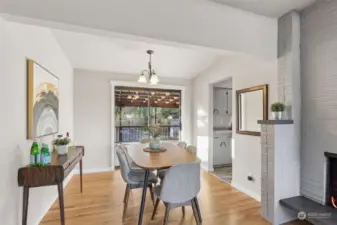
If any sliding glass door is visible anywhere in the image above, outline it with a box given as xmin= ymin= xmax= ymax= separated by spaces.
xmin=114 ymin=86 xmax=181 ymax=143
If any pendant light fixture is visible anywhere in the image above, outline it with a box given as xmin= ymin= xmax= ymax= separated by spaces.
xmin=138 ymin=50 xmax=159 ymax=84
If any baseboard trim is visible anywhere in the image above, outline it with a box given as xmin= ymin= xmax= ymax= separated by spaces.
xmin=33 ymin=171 xmax=74 ymax=225
xmin=213 ymin=163 xmax=232 ymax=169
xmin=231 ymin=181 xmax=261 ymax=202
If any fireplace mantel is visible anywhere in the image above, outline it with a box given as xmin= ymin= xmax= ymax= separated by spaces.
xmin=325 ymin=152 xmax=337 ymax=159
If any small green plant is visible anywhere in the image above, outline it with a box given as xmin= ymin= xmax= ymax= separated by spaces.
xmin=53 ymin=137 xmax=71 ymax=146
xmin=271 ymin=102 xmax=285 ymax=112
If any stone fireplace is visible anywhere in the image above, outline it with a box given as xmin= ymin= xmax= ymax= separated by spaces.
xmin=325 ymin=152 xmax=337 ymax=209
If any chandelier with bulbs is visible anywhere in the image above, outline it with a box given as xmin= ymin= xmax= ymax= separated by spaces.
xmin=138 ymin=50 xmax=159 ymax=84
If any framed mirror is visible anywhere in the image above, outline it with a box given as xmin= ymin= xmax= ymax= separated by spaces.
xmin=236 ymin=84 xmax=268 ymax=136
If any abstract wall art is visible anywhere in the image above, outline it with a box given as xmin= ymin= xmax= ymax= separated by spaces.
xmin=27 ymin=59 xmax=59 ymax=139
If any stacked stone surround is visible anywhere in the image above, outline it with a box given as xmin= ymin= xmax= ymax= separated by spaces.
xmin=300 ymin=0 xmax=337 ymax=205
xmin=261 ymin=124 xmax=275 ymax=223
xmin=259 ymin=121 xmax=300 ymax=225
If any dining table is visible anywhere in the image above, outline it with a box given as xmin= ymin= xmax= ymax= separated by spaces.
xmin=126 ymin=142 xmax=200 ymax=225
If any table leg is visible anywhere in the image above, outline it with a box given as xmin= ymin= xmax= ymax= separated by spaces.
xmin=22 ymin=187 xmax=29 ymax=225
xmin=79 ymin=159 xmax=83 ymax=193
xmin=137 ymin=170 xmax=150 ymax=225
xmin=57 ymin=183 xmax=65 ymax=225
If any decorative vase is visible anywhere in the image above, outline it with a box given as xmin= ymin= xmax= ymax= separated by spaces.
xmin=277 ymin=111 xmax=283 ymax=120
xmin=272 ymin=112 xmax=283 ymax=120
xmin=149 ymin=138 xmax=160 ymax=150
xmin=56 ymin=145 xmax=68 ymax=155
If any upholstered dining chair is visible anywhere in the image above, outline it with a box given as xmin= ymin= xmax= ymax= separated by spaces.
xmin=115 ymin=146 xmax=158 ymax=218
xmin=158 ymin=145 xmax=198 ymax=180
xmin=177 ymin=141 xmax=187 ymax=149
xmin=186 ymin=145 xmax=197 ymax=156
xmin=118 ymin=144 xmax=143 ymax=171
xmin=157 ymin=142 xmax=188 ymax=179
xmin=151 ymin=162 xmax=202 ymax=225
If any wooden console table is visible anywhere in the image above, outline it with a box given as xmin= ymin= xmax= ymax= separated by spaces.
xmin=18 ymin=146 xmax=84 ymax=225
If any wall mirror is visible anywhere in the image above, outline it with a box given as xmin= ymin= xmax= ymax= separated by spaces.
xmin=236 ymin=84 xmax=268 ymax=136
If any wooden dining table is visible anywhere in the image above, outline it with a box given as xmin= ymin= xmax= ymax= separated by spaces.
xmin=126 ymin=142 xmax=200 ymax=225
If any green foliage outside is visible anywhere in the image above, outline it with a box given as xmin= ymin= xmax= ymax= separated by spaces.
xmin=115 ymin=106 xmax=180 ymax=123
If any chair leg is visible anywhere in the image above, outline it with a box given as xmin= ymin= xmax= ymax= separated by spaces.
xmin=194 ymin=197 xmax=202 ymax=223
xmin=123 ymin=185 xmax=131 ymax=219
xmin=148 ymin=184 xmax=155 ymax=205
xmin=181 ymin=206 xmax=185 ymax=217
xmin=151 ymin=199 xmax=160 ymax=220
xmin=192 ymin=200 xmax=201 ymax=225
xmin=123 ymin=184 xmax=129 ymax=203
xmin=163 ymin=204 xmax=171 ymax=225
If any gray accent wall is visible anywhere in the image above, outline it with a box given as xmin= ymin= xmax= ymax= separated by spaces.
xmin=301 ymin=1 xmax=337 ymax=204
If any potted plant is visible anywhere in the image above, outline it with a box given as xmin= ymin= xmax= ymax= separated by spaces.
xmin=52 ymin=137 xmax=71 ymax=155
xmin=271 ymin=102 xmax=285 ymax=120
xmin=146 ymin=125 xmax=161 ymax=150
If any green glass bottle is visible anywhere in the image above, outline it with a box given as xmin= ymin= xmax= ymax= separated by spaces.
xmin=30 ymin=139 xmax=40 ymax=166
xmin=41 ymin=143 xmax=51 ymax=165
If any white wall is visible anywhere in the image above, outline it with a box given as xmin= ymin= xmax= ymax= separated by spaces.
xmin=0 ymin=18 xmax=73 ymax=225
xmin=74 ymin=69 xmax=193 ymax=171
xmin=3 ymin=0 xmax=277 ymax=59
xmin=193 ymin=54 xmax=277 ymax=200
xmin=213 ymin=79 xmax=233 ymax=88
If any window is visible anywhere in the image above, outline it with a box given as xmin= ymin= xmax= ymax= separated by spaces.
xmin=114 ymin=86 xmax=181 ymax=143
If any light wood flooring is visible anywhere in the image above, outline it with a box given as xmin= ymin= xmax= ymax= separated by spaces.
xmin=40 ymin=170 xmax=310 ymax=225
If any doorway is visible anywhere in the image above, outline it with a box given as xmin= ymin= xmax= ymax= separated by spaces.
xmin=211 ymin=78 xmax=233 ymax=183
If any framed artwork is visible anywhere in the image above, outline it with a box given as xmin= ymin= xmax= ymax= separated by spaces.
xmin=27 ymin=59 xmax=59 ymax=139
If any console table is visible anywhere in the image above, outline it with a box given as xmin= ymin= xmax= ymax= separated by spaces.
xmin=18 ymin=146 xmax=84 ymax=225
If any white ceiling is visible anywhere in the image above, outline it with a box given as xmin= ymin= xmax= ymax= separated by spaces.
xmin=211 ymin=0 xmax=316 ymax=17
xmin=52 ymin=29 xmax=222 ymax=79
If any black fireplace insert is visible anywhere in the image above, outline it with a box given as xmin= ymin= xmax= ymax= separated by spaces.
xmin=325 ymin=152 xmax=337 ymax=209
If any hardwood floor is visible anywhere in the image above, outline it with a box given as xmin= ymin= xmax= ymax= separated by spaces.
xmin=40 ymin=170 xmax=310 ymax=225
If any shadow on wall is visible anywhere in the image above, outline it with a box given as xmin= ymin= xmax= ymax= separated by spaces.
xmin=0 ymin=145 xmax=23 ymax=225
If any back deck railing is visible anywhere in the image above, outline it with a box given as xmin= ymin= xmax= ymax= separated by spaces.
xmin=115 ymin=126 xmax=180 ymax=143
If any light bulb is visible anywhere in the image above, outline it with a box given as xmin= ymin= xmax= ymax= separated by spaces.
xmin=138 ymin=74 xmax=147 ymax=83
xmin=149 ymin=74 xmax=159 ymax=84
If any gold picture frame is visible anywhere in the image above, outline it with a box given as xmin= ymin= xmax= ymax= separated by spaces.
xmin=27 ymin=59 xmax=59 ymax=139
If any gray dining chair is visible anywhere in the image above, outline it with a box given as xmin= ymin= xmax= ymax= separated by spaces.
xmin=118 ymin=144 xmax=143 ymax=171
xmin=177 ymin=141 xmax=187 ymax=149
xmin=186 ymin=145 xmax=197 ymax=155
xmin=116 ymin=146 xmax=158 ymax=218
xmin=151 ymin=162 xmax=202 ymax=225
xmin=157 ymin=142 xmax=189 ymax=179
xmin=158 ymin=145 xmax=198 ymax=180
